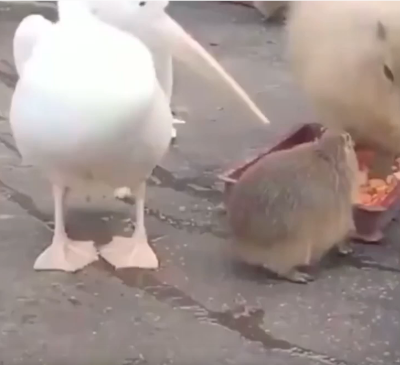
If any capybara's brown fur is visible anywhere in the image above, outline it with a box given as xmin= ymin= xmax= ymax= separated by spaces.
xmin=226 ymin=130 xmax=359 ymax=283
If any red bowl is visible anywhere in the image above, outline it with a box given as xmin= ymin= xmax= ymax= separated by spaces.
xmin=218 ymin=123 xmax=400 ymax=244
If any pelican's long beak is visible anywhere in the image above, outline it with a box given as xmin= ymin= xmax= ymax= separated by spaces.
xmin=154 ymin=14 xmax=270 ymax=125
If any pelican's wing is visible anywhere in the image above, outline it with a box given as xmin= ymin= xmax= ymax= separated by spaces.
xmin=13 ymin=14 xmax=53 ymax=76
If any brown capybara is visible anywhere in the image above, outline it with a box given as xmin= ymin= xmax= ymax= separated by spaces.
xmin=226 ymin=129 xmax=360 ymax=284
xmin=287 ymin=1 xmax=400 ymax=177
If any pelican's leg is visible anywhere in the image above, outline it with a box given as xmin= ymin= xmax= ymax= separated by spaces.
xmin=159 ymin=55 xmax=186 ymax=140
xmin=34 ymin=184 xmax=98 ymax=272
xmin=100 ymin=183 xmax=158 ymax=269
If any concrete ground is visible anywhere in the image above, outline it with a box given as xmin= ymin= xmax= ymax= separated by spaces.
xmin=0 ymin=2 xmax=399 ymax=365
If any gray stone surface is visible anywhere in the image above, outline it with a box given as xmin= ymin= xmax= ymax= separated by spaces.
xmin=0 ymin=2 xmax=398 ymax=365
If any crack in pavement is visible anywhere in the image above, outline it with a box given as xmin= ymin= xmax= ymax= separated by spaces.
xmin=152 ymin=165 xmax=223 ymax=203
xmin=0 ymin=135 xmax=21 ymax=157
xmin=0 ymin=179 xmax=52 ymax=230
xmin=0 ymin=68 xmax=17 ymax=89
xmin=97 ymin=260 xmax=354 ymax=365
xmin=143 ymin=205 xmax=227 ymax=238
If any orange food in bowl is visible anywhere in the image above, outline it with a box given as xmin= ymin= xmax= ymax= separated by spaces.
xmin=355 ymin=152 xmax=400 ymax=207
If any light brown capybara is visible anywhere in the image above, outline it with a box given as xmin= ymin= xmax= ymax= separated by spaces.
xmin=226 ymin=129 xmax=359 ymax=283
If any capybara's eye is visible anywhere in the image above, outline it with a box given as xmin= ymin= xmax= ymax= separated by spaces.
xmin=383 ymin=64 xmax=394 ymax=82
